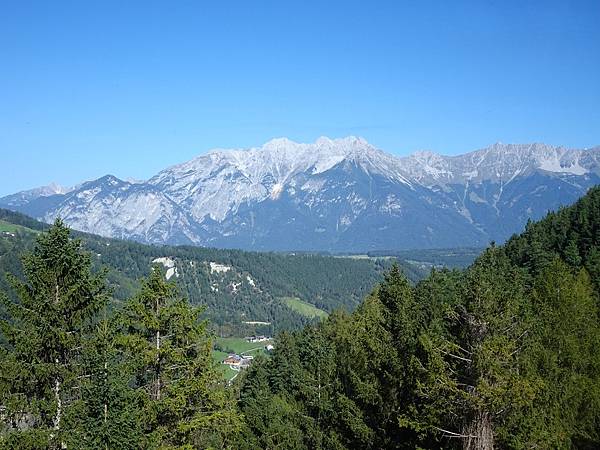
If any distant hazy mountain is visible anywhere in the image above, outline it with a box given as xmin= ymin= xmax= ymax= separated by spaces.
xmin=2 ymin=137 xmax=599 ymax=251
xmin=0 ymin=182 xmax=71 ymax=208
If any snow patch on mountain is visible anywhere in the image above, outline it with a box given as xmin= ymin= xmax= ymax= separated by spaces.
xmin=270 ymin=183 xmax=284 ymax=199
xmin=147 ymin=136 xmax=418 ymax=223
xmin=0 ymin=182 xmax=72 ymax=207
xmin=2 ymin=138 xmax=600 ymax=251
xmin=539 ymin=156 xmax=587 ymax=175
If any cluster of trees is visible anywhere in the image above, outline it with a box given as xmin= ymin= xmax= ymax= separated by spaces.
xmin=238 ymin=187 xmax=600 ymax=449
xmin=504 ymin=184 xmax=600 ymax=289
xmin=0 ymin=220 xmax=240 ymax=449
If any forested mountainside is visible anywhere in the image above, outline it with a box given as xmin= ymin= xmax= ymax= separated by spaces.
xmin=504 ymin=185 xmax=600 ymax=289
xmin=3 ymin=138 xmax=599 ymax=252
xmin=0 ymin=209 xmax=423 ymax=335
xmin=237 ymin=186 xmax=600 ymax=449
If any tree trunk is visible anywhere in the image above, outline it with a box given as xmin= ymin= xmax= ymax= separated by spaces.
xmin=104 ymin=360 xmax=108 ymax=423
xmin=155 ymin=296 xmax=161 ymax=401
xmin=462 ymin=410 xmax=493 ymax=450
xmin=156 ymin=329 xmax=161 ymax=400
xmin=51 ymin=283 xmax=65 ymax=448
xmin=50 ymin=367 xmax=65 ymax=449
xmin=52 ymin=376 xmax=61 ymax=431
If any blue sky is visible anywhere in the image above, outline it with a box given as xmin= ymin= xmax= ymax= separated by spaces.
xmin=1 ymin=0 xmax=599 ymax=196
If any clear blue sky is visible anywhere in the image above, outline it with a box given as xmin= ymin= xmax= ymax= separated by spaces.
xmin=1 ymin=0 xmax=599 ymax=196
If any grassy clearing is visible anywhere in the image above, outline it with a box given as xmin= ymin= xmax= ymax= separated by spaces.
xmin=212 ymin=337 xmax=273 ymax=381
xmin=212 ymin=349 xmax=238 ymax=381
xmin=282 ymin=296 xmax=328 ymax=319
xmin=214 ymin=336 xmax=273 ymax=355
xmin=0 ymin=220 xmax=38 ymax=234
xmin=0 ymin=221 xmax=21 ymax=233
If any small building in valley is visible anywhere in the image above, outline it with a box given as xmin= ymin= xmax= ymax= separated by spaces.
xmin=245 ymin=335 xmax=270 ymax=343
xmin=222 ymin=354 xmax=252 ymax=370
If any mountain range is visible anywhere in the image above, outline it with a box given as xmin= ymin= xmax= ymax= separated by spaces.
xmin=2 ymin=137 xmax=599 ymax=251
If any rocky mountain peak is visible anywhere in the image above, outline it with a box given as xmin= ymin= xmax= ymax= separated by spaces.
xmin=2 ymin=138 xmax=599 ymax=251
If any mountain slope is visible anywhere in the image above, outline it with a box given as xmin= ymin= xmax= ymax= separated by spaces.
xmin=0 ymin=182 xmax=70 ymax=208
xmin=0 ymin=209 xmax=423 ymax=335
xmin=2 ymin=138 xmax=599 ymax=251
xmin=504 ymin=184 xmax=600 ymax=288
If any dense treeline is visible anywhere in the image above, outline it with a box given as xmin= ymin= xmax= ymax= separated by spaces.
xmin=505 ymin=185 xmax=600 ymax=289
xmin=238 ymin=187 xmax=600 ymax=449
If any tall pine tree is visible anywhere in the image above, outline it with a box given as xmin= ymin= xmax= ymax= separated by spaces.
xmin=0 ymin=219 xmax=108 ymax=449
xmin=116 ymin=266 xmax=241 ymax=448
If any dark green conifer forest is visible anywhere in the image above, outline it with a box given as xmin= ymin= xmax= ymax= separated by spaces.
xmin=238 ymin=187 xmax=600 ymax=449
xmin=1 ymin=186 xmax=600 ymax=449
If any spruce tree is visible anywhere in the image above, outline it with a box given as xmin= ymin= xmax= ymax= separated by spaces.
xmin=116 ymin=266 xmax=241 ymax=448
xmin=421 ymin=247 xmax=536 ymax=450
xmin=63 ymin=314 xmax=143 ymax=449
xmin=0 ymin=219 xmax=108 ymax=449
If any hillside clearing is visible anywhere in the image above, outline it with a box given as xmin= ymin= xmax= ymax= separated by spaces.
xmin=282 ymin=296 xmax=328 ymax=319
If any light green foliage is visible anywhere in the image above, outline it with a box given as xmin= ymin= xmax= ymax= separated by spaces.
xmin=0 ymin=220 xmax=243 ymax=448
xmin=282 ymin=296 xmax=329 ymax=319
xmin=505 ymin=260 xmax=600 ymax=448
xmin=215 ymin=336 xmax=273 ymax=355
xmin=239 ymin=266 xmax=440 ymax=449
xmin=505 ymin=185 xmax=600 ymax=289
xmin=63 ymin=317 xmax=143 ymax=449
xmin=419 ymin=248 xmax=538 ymax=448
